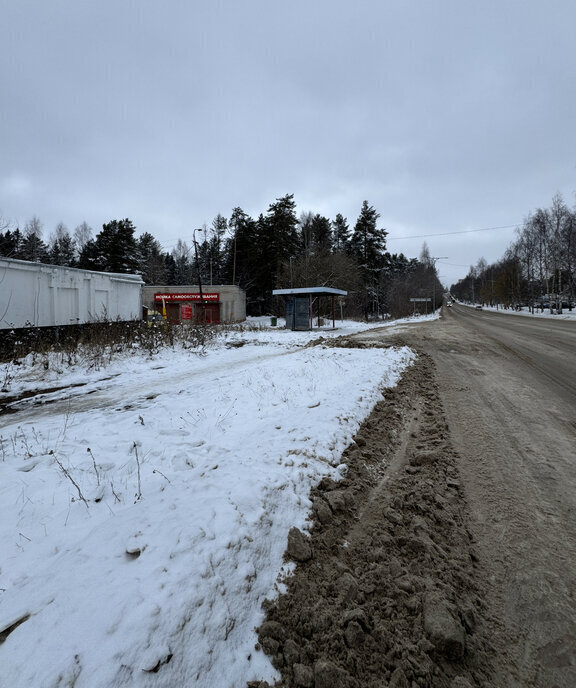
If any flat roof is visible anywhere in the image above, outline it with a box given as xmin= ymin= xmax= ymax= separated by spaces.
xmin=0 ymin=257 xmax=144 ymax=283
xmin=272 ymin=287 xmax=347 ymax=297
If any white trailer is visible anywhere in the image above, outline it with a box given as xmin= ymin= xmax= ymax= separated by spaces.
xmin=0 ymin=258 xmax=143 ymax=330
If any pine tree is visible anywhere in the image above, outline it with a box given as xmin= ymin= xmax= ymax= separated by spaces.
xmin=350 ymin=201 xmax=387 ymax=268
xmin=19 ymin=216 xmax=48 ymax=262
xmin=195 ymin=232 xmax=212 ymax=286
xmin=77 ymin=219 xmax=138 ymax=273
xmin=49 ymin=223 xmax=76 ymax=266
xmin=265 ymin=194 xmax=300 ymax=262
xmin=89 ymin=219 xmax=140 ymax=273
xmin=0 ymin=228 xmax=23 ymax=258
xmin=310 ymin=214 xmax=332 ymax=253
xmin=20 ymin=233 xmax=49 ymax=262
xmin=226 ymin=206 xmax=259 ymax=290
xmin=382 ymin=252 xmax=417 ymax=278
xmin=207 ymin=214 xmax=228 ymax=284
xmin=349 ymin=201 xmax=388 ymax=318
xmin=162 ymin=252 xmax=177 ymax=285
xmin=332 ymin=213 xmax=350 ymax=252
xmin=256 ymin=194 xmax=299 ymax=308
xmin=252 ymin=213 xmax=274 ymax=312
xmin=137 ymin=232 xmax=165 ymax=283
xmin=77 ymin=239 xmax=100 ymax=270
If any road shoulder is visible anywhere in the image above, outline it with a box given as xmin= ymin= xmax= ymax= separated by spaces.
xmin=250 ymin=345 xmax=499 ymax=688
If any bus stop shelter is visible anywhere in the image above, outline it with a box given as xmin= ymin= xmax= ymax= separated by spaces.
xmin=272 ymin=287 xmax=348 ymax=331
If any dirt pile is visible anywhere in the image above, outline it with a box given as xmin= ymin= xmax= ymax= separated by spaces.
xmin=249 ymin=350 xmax=496 ymax=688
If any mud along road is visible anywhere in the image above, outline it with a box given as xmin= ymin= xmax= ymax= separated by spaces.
xmin=254 ymin=306 xmax=576 ymax=688
xmin=396 ymin=305 xmax=576 ymax=687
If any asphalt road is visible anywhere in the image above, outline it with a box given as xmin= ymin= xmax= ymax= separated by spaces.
xmin=446 ymin=303 xmax=576 ymax=406
xmin=360 ymin=306 xmax=576 ymax=687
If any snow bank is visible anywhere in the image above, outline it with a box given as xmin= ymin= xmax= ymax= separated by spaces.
xmin=0 ymin=321 xmax=416 ymax=687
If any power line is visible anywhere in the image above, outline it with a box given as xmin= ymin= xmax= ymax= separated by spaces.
xmin=387 ymin=224 xmax=519 ymax=241
xmin=162 ymin=224 xmax=519 ymax=251
xmin=438 ymin=261 xmax=473 ymax=267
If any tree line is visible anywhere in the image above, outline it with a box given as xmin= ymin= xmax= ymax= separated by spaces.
xmin=0 ymin=194 xmax=442 ymax=318
xmin=451 ymin=193 xmax=576 ymax=311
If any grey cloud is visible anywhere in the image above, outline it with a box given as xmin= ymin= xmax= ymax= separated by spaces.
xmin=1 ymin=1 xmax=576 ymax=285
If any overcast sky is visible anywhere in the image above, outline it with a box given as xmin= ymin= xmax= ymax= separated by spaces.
xmin=2 ymin=0 xmax=576 ymax=287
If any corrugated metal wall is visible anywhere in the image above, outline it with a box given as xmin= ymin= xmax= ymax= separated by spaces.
xmin=0 ymin=259 xmax=143 ymax=329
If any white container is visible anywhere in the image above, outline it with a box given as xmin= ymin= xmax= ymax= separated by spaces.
xmin=0 ymin=258 xmax=143 ymax=330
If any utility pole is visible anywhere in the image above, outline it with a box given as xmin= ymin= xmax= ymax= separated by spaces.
xmin=193 ymin=228 xmax=205 ymax=323
xmin=232 ymin=232 xmax=237 ymax=285
xmin=491 ymin=268 xmax=495 ymax=308
xmin=431 ymin=257 xmax=448 ymax=310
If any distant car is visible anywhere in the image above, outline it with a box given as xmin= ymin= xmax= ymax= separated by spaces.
xmin=475 ymin=305 xmax=483 ymax=310
xmin=446 ymin=302 xmax=452 ymax=307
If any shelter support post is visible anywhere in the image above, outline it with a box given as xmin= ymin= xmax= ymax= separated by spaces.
xmin=332 ymin=295 xmax=335 ymax=329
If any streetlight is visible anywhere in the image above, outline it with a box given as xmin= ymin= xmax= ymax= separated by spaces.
xmin=193 ymin=228 xmax=205 ymax=323
xmin=431 ymin=257 xmax=448 ymax=310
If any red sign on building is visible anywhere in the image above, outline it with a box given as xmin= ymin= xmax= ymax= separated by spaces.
xmin=180 ymin=304 xmax=193 ymax=319
xmin=154 ymin=292 xmax=220 ymax=302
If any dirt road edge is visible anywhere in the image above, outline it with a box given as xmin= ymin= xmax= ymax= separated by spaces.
xmin=249 ymin=348 xmax=497 ymax=688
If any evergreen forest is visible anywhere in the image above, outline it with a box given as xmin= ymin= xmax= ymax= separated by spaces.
xmin=0 ymin=195 xmax=442 ymax=318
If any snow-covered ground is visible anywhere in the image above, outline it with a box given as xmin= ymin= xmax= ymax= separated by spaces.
xmin=0 ymin=316 xmax=430 ymax=688
xmin=458 ymin=302 xmax=576 ymax=320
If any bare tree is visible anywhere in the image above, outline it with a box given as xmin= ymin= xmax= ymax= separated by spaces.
xmin=73 ymin=222 xmax=93 ymax=256
xmin=0 ymin=214 xmax=12 ymax=233
xmin=171 ymin=239 xmax=193 ymax=285
xmin=298 ymin=211 xmax=315 ymax=257
xmin=451 ymin=191 xmax=576 ymax=309
xmin=24 ymin=215 xmax=43 ymax=239
xmin=419 ymin=241 xmax=432 ymax=267
xmin=21 ymin=216 xmax=48 ymax=262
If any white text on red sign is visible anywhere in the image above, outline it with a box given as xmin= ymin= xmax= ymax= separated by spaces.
xmin=154 ymin=293 xmax=220 ymax=302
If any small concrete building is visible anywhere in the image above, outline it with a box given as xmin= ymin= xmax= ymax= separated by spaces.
xmin=142 ymin=285 xmax=246 ymax=324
